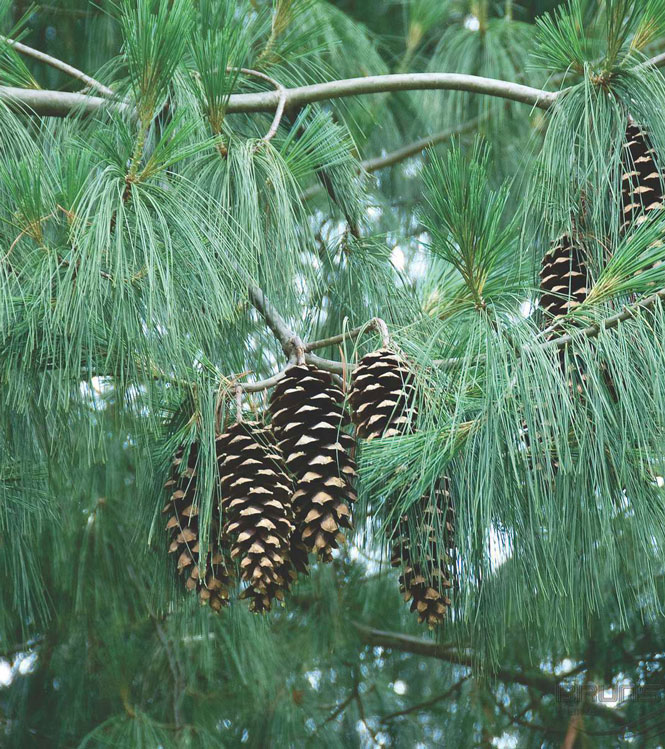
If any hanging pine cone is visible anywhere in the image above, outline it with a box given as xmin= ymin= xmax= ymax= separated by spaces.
xmin=269 ymin=364 xmax=356 ymax=563
xmin=540 ymin=234 xmax=590 ymax=323
xmin=390 ymin=480 xmax=454 ymax=629
xmin=217 ymin=421 xmax=295 ymax=613
xmin=621 ymin=123 xmax=664 ymax=233
xmin=163 ymin=442 xmax=232 ymax=611
xmin=349 ymin=348 xmax=416 ymax=440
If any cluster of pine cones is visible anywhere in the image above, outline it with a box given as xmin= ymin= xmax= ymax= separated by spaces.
xmin=163 ymin=350 xmax=456 ymax=627
xmin=527 ymin=121 xmax=664 ymax=466
xmin=540 ymin=120 xmax=663 ymax=327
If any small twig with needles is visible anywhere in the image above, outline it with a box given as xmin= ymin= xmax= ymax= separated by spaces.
xmin=1 ymin=35 xmax=114 ymax=97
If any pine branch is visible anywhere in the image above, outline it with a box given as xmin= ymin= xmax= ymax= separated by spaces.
xmin=0 ymin=72 xmax=558 ymax=118
xmin=0 ymin=36 xmax=114 ymax=97
xmin=352 ymin=624 xmax=626 ymax=728
xmin=380 ymin=675 xmax=469 ymax=722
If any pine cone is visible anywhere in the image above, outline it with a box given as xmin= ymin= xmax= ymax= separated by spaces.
xmin=217 ymin=421 xmax=295 ymax=613
xmin=163 ymin=442 xmax=232 ymax=611
xmin=349 ymin=348 xmax=416 ymax=440
xmin=621 ymin=123 xmax=664 ymax=233
xmin=269 ymin=364 xmax=356 ymax=563
xmin=390 ymin=481 xmax=454 ymax=629
xmin=540 ymin=234 xmax=589 ymax=322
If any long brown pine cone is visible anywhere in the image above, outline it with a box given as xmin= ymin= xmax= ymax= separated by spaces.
xmin=217 ymin=421 xmax=295 ymax=613
xmin=269 ymin=364 xmax=356 ymax=563
xmin=349 ymin=348 xmax=417 ymax=440
xmin=621 ymin=122 xmax=664 ymax=234
xmin=390 ymin=480 xmax=455 ymax=629
xmin=163 ymin=442 xmax=233 ymax=611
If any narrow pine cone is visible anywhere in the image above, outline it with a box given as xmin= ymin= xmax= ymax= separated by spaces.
xmin=390 ymin=481 xmax=454 ymax=629
xmin=621 ymin=123 xmax=664 ymax=233
xmin=349 ymin=348 xmax=416 ymax=440
xmin=217 ymin=421 xmax=295 ymax=613
xmin=269 ymin=364 xmax=356 ymax=563
xmin=539 ymin=234 xmax=589 ymax=322
xmin=163 ymin=442 xmax=233 ymax=611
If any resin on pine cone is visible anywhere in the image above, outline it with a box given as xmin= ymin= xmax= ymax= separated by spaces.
xmin=217 ymin=421 xmax=295 ymax=613
xmin=390 ymin=481 xmax=454 ymax=629
xmin=163 ymin=442 xmax=232 ymax=611
xmin=269 ymin=364 xmax=356 ymax=563
xmin=349 ymin=348 xmax=417 ymax=440
xmin=621 ymin=123 xmax=664 ymax=233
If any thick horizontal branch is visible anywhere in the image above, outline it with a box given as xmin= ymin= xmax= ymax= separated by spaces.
xmin=0 ymin=72 xmax=557 ymax=119
xmin=226 ymin=74 xmax=557 ymax=113
xmin=0 ymin=85 xmax=123 ymax=117
xmin=353 ymin=624 xmax=625 ymax=727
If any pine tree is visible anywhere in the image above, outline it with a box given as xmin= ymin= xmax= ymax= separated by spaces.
xmin=5 ymin=1 xmax=665 ymax=746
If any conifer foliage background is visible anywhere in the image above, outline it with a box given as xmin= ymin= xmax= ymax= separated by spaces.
xmin=5 ymin=0 xmax=665 ymax=746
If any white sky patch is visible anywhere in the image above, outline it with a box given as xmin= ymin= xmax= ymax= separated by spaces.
xmin=489 ymin=525 xmax=513 ymax=569
xmin=465 ymin=14 xmax=480 ymax=31
xmin=391 ymin=246 xmax=406 ymax=271
xmin=393 ymin=679 xmax=407 ymax=695
xmin=493 ymin=734 xmax=519 ymax=748
xmin=0 ymin=660 xmax=12 ymax=686
xmin=520 ymin=300 xmax=534 ymax=318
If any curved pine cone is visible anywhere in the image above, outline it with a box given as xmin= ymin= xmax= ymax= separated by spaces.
xmin=217 ymin=422 xmax=295 ymax=613
xmin=390 ymin=481 xmax=455 ymax=629
xmin=349 ymin=348 xmax=416 ymax=440
xmin=163 ymin=443 xmax=233 ymax=611
xmin=269 ymin=364 xmax=356 ymax=563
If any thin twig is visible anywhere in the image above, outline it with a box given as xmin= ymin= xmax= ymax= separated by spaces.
xmin=234 ymin=385 xmax=243 ymax=423
xmin=1 ymin=36 xmax=114 ymax=97
xmin=300 ymin=118 xmax=482 ymax=201
xmin=380 ymin=675 xmax=469 ymax=722
xmin=304 ymin=317 xmax=388 ymax=352
xmin=231 ymin=67 xmax=286 ymax=143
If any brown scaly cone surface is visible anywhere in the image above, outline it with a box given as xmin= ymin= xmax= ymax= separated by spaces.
xmin=390 ymin=480 xmax=455 ymax=629
xmin=163 ymin=442 xmax=233 ymax=611
xmin=269 ymin=364 xmax=356 ymax=563
xmin=621 ymin=123 xmax=664 ymax=234
xmin=539 ymin=234 xmax=590 ymax=322
xmin=217 ymin=421 xmax=295 ymax=613
xmin=349 ymin=348 xmax=417 ymax=440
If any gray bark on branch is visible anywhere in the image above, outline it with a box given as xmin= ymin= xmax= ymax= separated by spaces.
xmin=0 ymin=72 xmax=558 ymax=118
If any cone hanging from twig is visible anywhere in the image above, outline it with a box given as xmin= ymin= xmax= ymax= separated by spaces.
xmin=163 ymin=442 xmax=233 ymax=611
xmin=349 ymin=348 xmax=417 ymax=440
xmin=217 ymin=421 xmax=295 ymax=613
xmin=390 ymin=480 xmax=455 ymax=629
xmin=621 ymin=123 xmax=664 ymax=233
xmin=269 ymin=364 xmax=356 ymax=563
